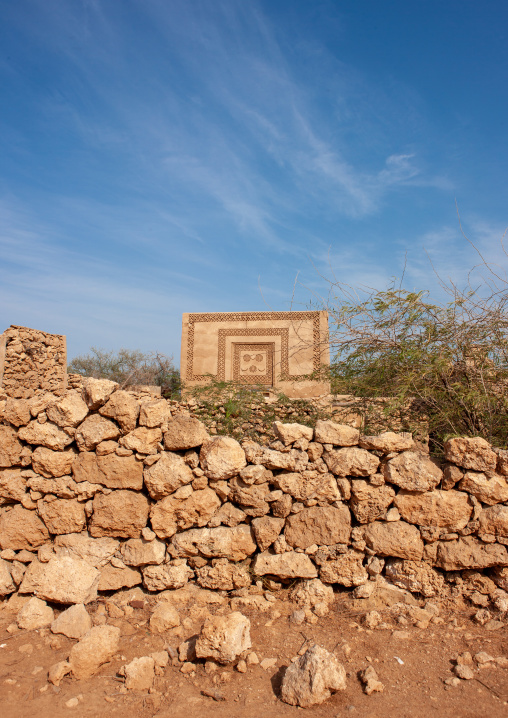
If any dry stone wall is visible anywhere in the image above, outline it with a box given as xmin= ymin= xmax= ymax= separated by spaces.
xmin=1 ymin=379 xmax=507 ymax=607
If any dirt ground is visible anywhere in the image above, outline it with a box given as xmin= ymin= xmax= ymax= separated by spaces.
xmin=0 ymin=588 xmax=507 ymax=718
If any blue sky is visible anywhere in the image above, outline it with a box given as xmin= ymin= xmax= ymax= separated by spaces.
xmin=1 ymin=1 xmax=507 ymax=364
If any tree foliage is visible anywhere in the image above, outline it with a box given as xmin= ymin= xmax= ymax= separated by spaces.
xmin=68 ymin=347 xmax=180 ymax=398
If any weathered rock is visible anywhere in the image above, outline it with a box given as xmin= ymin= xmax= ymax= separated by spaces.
xmin=350 ymin=481 xmax=395 ymax=523
xmin=273 ymin=422 xmax=313 ymax=445
xmin=119 ymin=427 xmax=162 ymax=454
xmin=98 ymin=565 xmax=142 ymax=591
xmin=208 ymin=502 xmax=247 ymax=528
xmin=32 ymin=447 xmax=75 ymax=478
xmin=382 ymin=451 xmax=442 ymax=491
xmin=171 ymin=525 xmax=257 ymax=561
xmin=18 ymin=421 xmax=74 ymax=451
xmin=48 ymin=661 xmax=71 ymax=687
xmin=16 ymin=596 xmax=54 ymax=630
xmin=51 ymin=603 xmax=92 ymax=639
xmin=285 ymin=506 xmax=351 ymax=549
xmin=20 ymin=556 xmax=100 ymax=604
xmin=54 ymin=533 xmax=119 ymax=567
xmin=82 ymin=378 xmax=118 ymax=410
xmin=121 ymin=537 xmax=166 ymax=566
xmin=432 ymin=537 xmax=508 ymax=570
xmin=150 ymin=488 xmax=221 ymax=538
xmin=252 ymin=551 xmax=318 ymax=580
xmin=99 ymin=390 xmax=140 ymax=432
xmin=359 ymin=665 xmax=384 ymax=695
xmin=324 ymin=447 xmax=380 ymax=477
xmin=142 ymin=560 xmax=192 ymax=591
xmin=0 ymin=425 xmax=24 ymax=467
xmin=69 ymin=625 xmax=120 ymax=679
xmin=394 ymin=489 xmax=472 ymax=530
xmin=319 ymin=550 xmax=368 ymax=586
xmin=124 ymin=656 xmax=155 ymax=690
xmin=251 ymin=516 xmax=285 ymax=551
xmin=478 ymin=505 xmax=508 ymax=538
xmin=37 ymin=498 xmax=86 ymax=535
xmin=239 ymin=464 xmax=272 ymax=485
xmin=89 ymin=490 xmax=149 ymax=538
xmin=0 ymin=506 xmax=50 ymax=550
xmin=289 ymin=578 xmax=334 ymax=608
xmin=72 ymin=452 xmax=143 ymax=490
xmin=163 ymin=415 xmax=209 ymax=451
xmin=1 ymin=397 xmax=31 ymax=427
xmin=280 ymin=644 xmax=346 ymax=708
xmin=271 ymin=493 xmax=293 ymax=518
xmin=384 ymin=559 xmax=445 ymax=597
xmin=490 ymin=566 xmax=508 ymax=591
xmin=75 ymin=415 xmax=121 ymax=451
xmin=442 ymin=463 xmax=464 ymax=490
xmin=363 ymin=521 xmax=424 ymax=560
xmin=271 ymin=471 xmax=340 ymax=503
xmin=195 ymin=612 xmax=251 ymax=664
xmin=200 ymin=436 xmax=246 ymax=480
xmin=143 ymin=451 xmax=194 ymax=499
xmin=228 ymin=477 xmax=270 ymax=517
xmin=314 ymin=420 xmax=359 ymax=446
xmin=196 ymin=559 xmax=251 ymax=591
xmin=444 ymin=437 xmax=497 ymax=473
xmin=0 ymin=468 xmax=27 ymax=504
xmin=46 ymin=392 xmax=88 ymax=428
xmin=0 ymin=558 xmax=15 ymax=596
xmin=149 ymin=602 xmax=180 ymax=632
xmin=359 ymin=432 xmax=414 ymax=453
xmin=458 ymin=471 xmax=508 ymax=505
xmin=139 ymin=399 xmax=172 ymax=428
xmin=251 ymin=447 xmax=296 ymax=471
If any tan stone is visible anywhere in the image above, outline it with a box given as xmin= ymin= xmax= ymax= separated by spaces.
xmin=171 ymin=525 xmax=257 ymax=561
xmin=494 ymin=448 xmax=508 ymax=476
xmin=48 ymin=661 xmax=71 ymax=687
xmin=196 ymin=559 xmax=251 ymax=591
xmin=150 ymin=488 xmax=221 ymax=539
xmin=121 ymin=538 xmax=166 ymax=566
xmin=0 ymin=505 xmax=50 ymax=550
xmin=323 ymin=447 xmax=380 ymax=477
xmin=208 ymin=502 xmax=247 ymax=528
xmin=228 ymin=477 xmax=270 ymax=517
xmin=143 ymin=451 xmax=194 ymax=500
xmin=72 ymin=451 xmax=143 ymax=490
xmin=442 ymin=464 xmax=463 ymax=490
xmin=314 ymin=420 xmax=359 ymax=446
xmin=99 ymin=390 xmax=140 ymax=432
xmin=251 ymin=516 xmax=285 ymax=551
xmin=75 ymin=415 xmax=121 ymax=451
xmin=319 ymin=550 xmax=368 ymax=587
xmin=433 ymin=537 xmax=508 ymax=570
xmin=82 ymin=378 xmax=118 ymax=410
xmin=139 ymin=399 xmax=172 ymax=428
xmin=69 ymin=625 xmax=120 ymax=679
xmin=195 ymin=612 xmax=251 ymax=664
xmin=98 ymin=565 xmax=142 ymax=591
xmin=149 ymin=602 xmax=180 ymax=632
xmin=281 ymin=644 xmax=346 ymax=707
xmin=1 ymin=398 xmax=31 ymax=427
xmin=289 ymin=578 xmax=334 ymax=608
xmin=164 ymin=415 xmax=209 ymax=450
xmin=491 ymin=566 xmax=508 ymax=591
xmin=32 ymin=446 xmax=75 ymax=478
xmin=250 ymin=446 xmax=296 ymax=471
xmin=0 ymin=558 xmax=15 ymax=596
xmin=51 ymin=603 xmax=92 ymax=639
xmin=16 ymin=596 xmax=54 ymax=630
xmin=54 ymin=533 xmax=119 ymax=567
xmin=0 ymin=425 xmax=23 ymax=468
xmin=273 ymin=422 xmax=313 ymax=445
xmin=394 ymin=489 xmax=472 ymax=530
xmin=252 ymin=551 xmax=318 ymax=579
xmin=363 ymin=521 xmax=424 ymax=560
xmin=18 ymin=420 xmax=74 ymax=451
xmin=38 ymin=498 xmax=86 ymax=535
xmin=444 ymin=437 xmax=497 ymax=473
xmin=478 ymin=505 xmax=508 ymax=538
xmin=271 ymin=493 xmax=293 ymax=518
xmin=142 ymin=560 xmax=192 ymax=591
xmin=359 ymin=432 xmax=414 ymax=453
xmin=89 ymin=491 xmax=149 ymax=538
xmin=0 ymin=469 xmax=27 ymax=503
xmin=124 ymin=656 xmax=155 ymax=691
xmin=385 ymin=559 xmax=445 ymax=597
xmin=458 ymin=471 xmax=508 ymax=505
xmin=285 ymin=506 xmax=351 ymax=549
xmin=46 ymin=391 xmax=88 ymax=428
xmin=119 ymin=427 xmax=162 ymax=454
xmin=382 ymin=451 xmax=442 ymax=491
xmin=271 ymin=471 xmax=340 ymax=503
xmin=20 ymin=556 xmax=99 ymax=603
xmin=199 ymin=436 xmax=246 ymax=480
xmin=350 ymin=481 xmax=395 ymax=523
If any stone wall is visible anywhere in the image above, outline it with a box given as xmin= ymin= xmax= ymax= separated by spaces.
xmin=0 ymin=380 xmax=507 ymax=606
xmin=0 ymin=325 xmax=67 ymax=399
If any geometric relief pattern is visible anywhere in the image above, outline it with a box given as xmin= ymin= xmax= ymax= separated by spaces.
xmin=232 ymin=343 xmax=274 ymax=385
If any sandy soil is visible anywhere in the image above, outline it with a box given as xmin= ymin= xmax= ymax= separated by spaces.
xmin=1 ymin=589 xmax=507 ymax=718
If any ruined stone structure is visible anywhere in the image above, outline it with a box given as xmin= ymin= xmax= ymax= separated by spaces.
xmin=181 ymin=311 xmax=330 ymax=398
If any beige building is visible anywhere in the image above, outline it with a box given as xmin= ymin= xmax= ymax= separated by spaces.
xmin=181 ymin=311 xmax=330 ymax=398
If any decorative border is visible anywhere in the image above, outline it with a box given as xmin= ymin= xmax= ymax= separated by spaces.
xmin=232 ymin=343 xmax=274 ymax=385
xmin=186 ymin=311 xmax=321 ymax=382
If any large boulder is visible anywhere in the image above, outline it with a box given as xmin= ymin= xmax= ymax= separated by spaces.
xmin=37 ymin=498 xmax=86 ymax=535
xmin=314 ymin=420 xmax=359 ymax=446
xmin=251 ymin=516 xmax=285 ymax=551
xmin=54 ymin=533 xmax=119 ymax=567
xmin=32 ymin=447 xmax=75 ymax=478
xmin=0 ymin=505 xmax=50 ymax=550
xmin=143 ymin=451 xmax=194 ymax=500
xmin=363 ymin=521 xmax=424 ymax=560
xmin=46 ymin=392 xmax=88 ymax=428
xmin=82 ymin=377 xmax=118 ymax=409
xmin=89 ymin=490 xmax=149 ymax=538
xmin=394 ymin=489 xmax=472 ymax=530
xmin=119 ymin=427 xmax=162 ymax=454
xmin=150 ymin=488 xmax=221 ymax=538
xmin=273 ymin=422 xmax=313 ymax=445
xmin=195 ymin=612 xmax=251 ymax=664
xmin=281 ymin=644 xmax=346 ymax=708
xmin=170 ymin=525 xmax=257 ymax=561
xmin=120 ymin=537 xmax=166 ymax=566
xmin=20 ymin=555 xmax=100 ymax=604
xmin=271 ymin=471 xmax=340 ymax=503
xmin=99 ymin=390 xmax=140 ymax=432
xmin=69 ymin=625 xmax=120 ymax=679
xmin=1 ymin=397 xmax=31 ymax=427
xmin=458 ymin=472 xmax=508 ymax=505
xmin=75 ymin=415 xmax=121 ymax=451
xmin=432 ymin=537 xmax=508 ymax=571
xmin=350 ymin=481 xmax=395 ymax=523
xmin=285 ymin=506 xmax=351 ymax=549
xmin=385 ymin=559 xmax=445 ymax=597
xmin=478 ymin=504 xmax=508 ymax=538
xmin=0 ymin=425 xmax=24 ymax=466
xmin=72 ymin=451 xmax=143 ymax=490
xmin=323 ymin=447 xmax=380 ymax=477
xmin=199 ymin=436 xmax=247 ymax=480
xmin=359 ymin=432 xmax=413 ymax=452
xmin=382 ymin=451 xmax=442 ymax=491
xmin=252 ymin=551 xmax=318 ymax=580
xmin=163 ymin=415 xmax=209 ymax=450
xmin=444 ymin=437 xmax=497 ymax=473
xmin=139 ymin=399 xmax=172 ymax=428
xmin=319 ymin=550 xmax=368 ymax=587
xmin=18 ymin=421 xmax=74 ymax=451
